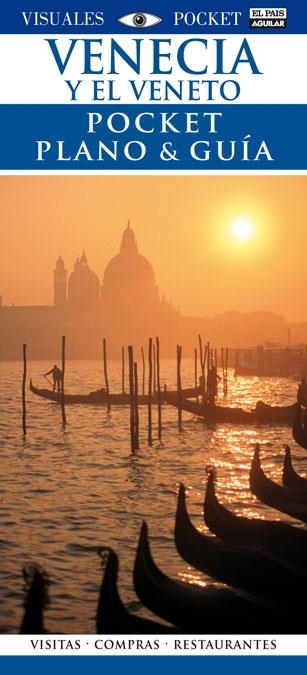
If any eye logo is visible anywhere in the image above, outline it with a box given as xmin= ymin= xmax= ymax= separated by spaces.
xmin=118 ymin=12 xmax=162 ymax=28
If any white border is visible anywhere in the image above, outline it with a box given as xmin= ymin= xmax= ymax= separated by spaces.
xmin=1 ymin=634 xmax=307 ymax=656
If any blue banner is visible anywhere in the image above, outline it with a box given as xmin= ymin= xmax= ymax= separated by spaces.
xmin=1 ymin=1 xmax=306 ymax=34
xmin=3 ymin=656 xmax=307 ymax=674
xmin=1 ymin=104 xmax=306 ymax=170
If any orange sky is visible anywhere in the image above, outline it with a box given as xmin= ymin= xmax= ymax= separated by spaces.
xmin=0 ymin=175 xmax=306 ymax=322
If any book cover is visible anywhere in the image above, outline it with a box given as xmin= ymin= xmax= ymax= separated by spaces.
xmin=0 ymin=1 xmax=307 ymax=673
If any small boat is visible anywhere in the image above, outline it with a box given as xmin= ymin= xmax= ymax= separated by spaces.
xmin=175 ymin=483 xmax=307 ymax=606
xmin=254 ymin=400 xmax=298 ymax=424
xmin=204 ymin=468 xmax=307 ymax=565
xmin=283 ymin=446 xmax=307 ymax=491
xmin=96 ymin=547 xmax=178 ymax=633
xmin=20 ymin=564 xmax=48 ymax=634
xmin=250 ymin=445 xmax=307 ymax=523
xmin=30 ymin=379 xmax=201 ymax=407
xmin=164 ymin=396 xmax=297 ymax=426
xmin=164 ymin=396 xmax=259 ymax=424
xmin=234 ymin=344 xmax=304 ymax=377
xmin=293 ymin=406 xmax=307 ymax=450
xmin=133 ymin=521 xmax=298 ymax=633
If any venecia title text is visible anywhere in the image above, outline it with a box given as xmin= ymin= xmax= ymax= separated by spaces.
xmin=46 ymin=36 xmax=262 ymax=102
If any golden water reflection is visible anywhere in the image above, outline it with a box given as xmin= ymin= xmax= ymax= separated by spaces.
xmin=0 ymin=359 xmax=306 ymax=632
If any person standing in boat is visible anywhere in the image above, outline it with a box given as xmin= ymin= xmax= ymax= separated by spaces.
xmin=207 ymin=366 xmax=220 ymax=407
xmin=44 ymin=365 xmax=62 ymax=393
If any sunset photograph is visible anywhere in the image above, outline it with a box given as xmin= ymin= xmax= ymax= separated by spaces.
xmin=1 ymin=174 xmax=306 ymax=322
xmin=1 ymin=174 xmax=307 ymax=635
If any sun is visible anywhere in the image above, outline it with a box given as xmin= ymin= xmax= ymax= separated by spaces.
xmin=230 ymin=218 xmax=254 ymax=241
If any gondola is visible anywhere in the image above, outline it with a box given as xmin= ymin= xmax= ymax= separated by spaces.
xmin=164 ymin=396 xmax=259 ymax=423
xmin=254 ymin=400 xmax=298 ymax=423
xmin=133 ymin=521 xmax=300 ymax=633
xmin=282 ymin=445 xmax=307 ymax=491
xmin=164 ymin=395 xmax=297 ymax=426
xmin=204 ymin=469 xmax=307 ymax=566
xmin=292 ymin=405 xmax=307 ymax=450
xmin=175 ymin=483 xmax=307 ymax=606
xmin=19 ymin=565 xmax=48 ymax=634
xmin=250 ymin=445 xmax=307 ymax=523
xmin=96 ymin=547 xmax=178 ymax=634
xmin=30 ymin=379 xmax=201 ymax=407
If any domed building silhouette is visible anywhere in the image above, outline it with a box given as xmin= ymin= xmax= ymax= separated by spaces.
xmin=54 ymin=251 xmax=100 ymax=309
xmin=67 ymin=251 xmax=100 ymax=309
xmin=102 ymin=222 xmax=159 ymax=322
xmin=1 ymin=221 xmax=303 ymax=360
xmin=0 ymin=222 xmax=185 ymax=359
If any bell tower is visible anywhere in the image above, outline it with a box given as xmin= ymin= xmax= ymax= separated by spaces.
xmin=53 ymin=256 xmax=67 ymax=307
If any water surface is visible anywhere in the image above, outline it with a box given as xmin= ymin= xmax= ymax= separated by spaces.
xmin=0 ymin=359 xmax=306 ymax=633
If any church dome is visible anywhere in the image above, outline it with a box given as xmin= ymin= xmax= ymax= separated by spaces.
xmin=103 ymin=223 xmax=156 ymax=291
xmin=68 ymin=251 xmax=100 ymax=308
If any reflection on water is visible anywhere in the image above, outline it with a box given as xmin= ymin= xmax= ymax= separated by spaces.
xmin=0 ymin=359 xmax=306 ymax=633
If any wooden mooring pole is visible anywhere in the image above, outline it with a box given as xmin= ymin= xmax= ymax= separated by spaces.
xmin=225 ymin=347 xmax=229 ymax=396
xmin=141 ymin=347 xmax=145 ymax=397
xmin=128 ymin=345 xmax=136 ymax=453
xmin=198 ymin=334 xmax=206 ymax=406
xmin=121 ymin=346 xmax=125 ymax=395
xmin=147 ymin=337 xmax=153 ymax=447
xmin=221 ymin=347 xmax=225 ymax=392
xmin=156 ymin=336 xmax=162 ymax=442
xmin=177 ymin=344 xmax=182 ymax=430
xmin=194 ymin=347 xmax=199 ymax=404
xmin=207 ymin=342 xmax=211 ymax=375
xmin=103 ymin=338 xmax=111 ymax=413
xmin=134 ymin=361 xmax=140 ymax=450
xmin=198 ymin=334 xmax=205 ymax=371
xmin=61 ymin=335 xmax=67 ymax=426
xmin=153 ymin=342 xmax=157 ymax=394
xmin=22 ymin=343 xmax=27 ymax=436
xmin=221 ymin=347 xmax=229 ymax=397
